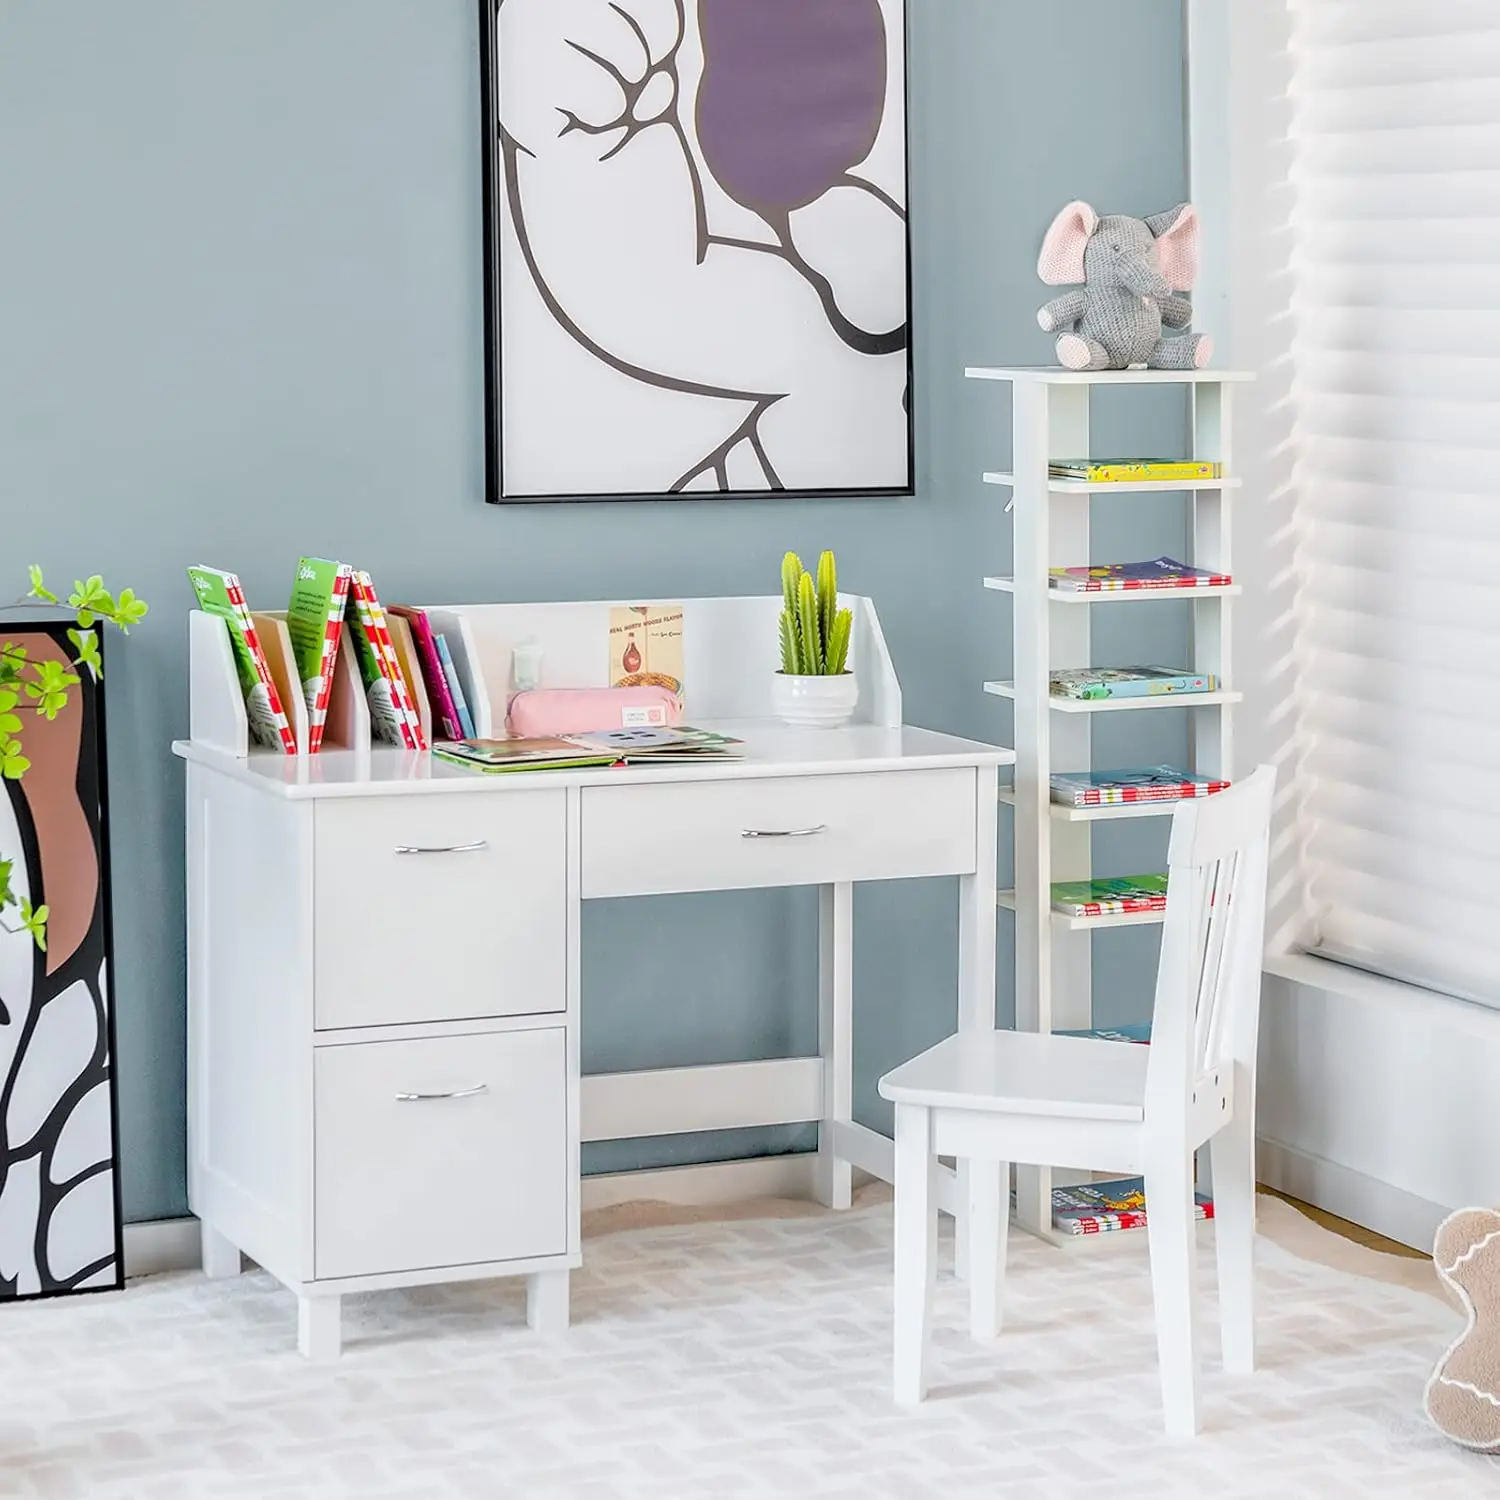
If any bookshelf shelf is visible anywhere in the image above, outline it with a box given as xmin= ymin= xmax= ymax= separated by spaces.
xmin=983 ymin=681 xmax=1242 ymax=713
xmin=995 ymin=889 xmax=1168 ymax=932
xmin=982 ymin=472 xmax=1243 ymax=496
xmin=971 ymin=365 xmax=1252 ymax=1242
xmin=997 ymin=789 xmax=1185 ymax=823
xmin=983 ymin=577 xmax=1242 ymax=602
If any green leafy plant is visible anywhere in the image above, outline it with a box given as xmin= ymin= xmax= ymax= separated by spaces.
xmin=778 ymin=550 xmax=852 ymax=676
xmin=0 ymin=567 xmax=147 ymax=949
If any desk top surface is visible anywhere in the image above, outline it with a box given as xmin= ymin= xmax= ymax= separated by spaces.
xmin=172 ymin=721 xmax=1015 ymax=800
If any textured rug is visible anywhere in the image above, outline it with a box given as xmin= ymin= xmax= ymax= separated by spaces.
xmin=0 ymin=1194 xmax=1492 ymax=1498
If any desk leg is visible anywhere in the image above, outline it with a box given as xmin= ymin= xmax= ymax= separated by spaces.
xmin=956 ymin=767 xmax=1000 ymax=1283
xmin=527 ymin=1270 xmax=570 ymax=1334
xmin=815 ymin=882 xmax=854 ymax=1211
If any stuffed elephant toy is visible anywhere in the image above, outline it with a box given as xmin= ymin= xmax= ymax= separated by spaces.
xmin=1036 ymin=201 xmax=1212 ymax=371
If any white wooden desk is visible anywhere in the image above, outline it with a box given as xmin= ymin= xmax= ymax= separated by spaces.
xmin=174 ymin=597 xmax=1013 ymax=1360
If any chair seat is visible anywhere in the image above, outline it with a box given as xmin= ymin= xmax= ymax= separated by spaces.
xmin=878 ymin=1029 xmax=1149 ymax=1123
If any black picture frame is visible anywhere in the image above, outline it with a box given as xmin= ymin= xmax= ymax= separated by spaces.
xmin=478 ymin=0 xmax=915 ymax=505
xmin=0 ymin=614 xmax=124 ymax=1302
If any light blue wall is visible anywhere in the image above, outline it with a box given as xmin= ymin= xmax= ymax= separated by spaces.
xmin=0 ymin=0 xmax=1189 ymax=1222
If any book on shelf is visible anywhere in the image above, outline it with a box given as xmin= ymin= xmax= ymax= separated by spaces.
xmin=433 ymin=738 xmax=622 ymax=775
xmin=1051 ymin=874 xmax=1168 ymax=918
xmin=435 ymin=725 xmax=743 ymax=776
xmin=389 ymin=606 xmax=465 ymax=743
xmin=434 ymin=634 xmax=476 ymax=738
xmin=1049 ymin=666 xmax=1217 ymax=700
xmin=1048 ymin=459 xmax=1223 ymax=483
xmin=1050 ymin=766 xmax=1230 ymax=807
xmin=1048 ymin=557 xmax=1232 ymax=593
xmin=1054 ymin=1023 xmax=1152 ymax=1044
xmin=1050 ymin=1177 xmax=1214 ymax=1236
xmin=348 ymin=572 xmax=426 ymax=751
xmin=186 ymin=566 xmax=298 ymax=755
xmin=567 ymin=726 xmax=743 ymax=761
xmin=285 ymin=557 xmax=353 ymax=754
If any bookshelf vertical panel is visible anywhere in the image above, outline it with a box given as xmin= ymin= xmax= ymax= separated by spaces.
xmin=323 ymin=630 xmax=372 ymax=754
xmin=189 ymin=608 xmax=250 ymax=758
xmin=253 ymin=613 xmax=311 ymax=756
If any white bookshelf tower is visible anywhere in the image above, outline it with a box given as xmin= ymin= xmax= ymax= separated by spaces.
xmin=965 ymin=366 xmax=1254 ymax=1243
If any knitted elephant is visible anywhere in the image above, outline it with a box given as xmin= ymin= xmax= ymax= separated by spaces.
xmin=1036 ymin=200 xmax=1212 ymax=372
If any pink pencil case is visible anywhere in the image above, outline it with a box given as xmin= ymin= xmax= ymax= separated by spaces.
xmin=506 ymin=686 xmax=683 ymax=737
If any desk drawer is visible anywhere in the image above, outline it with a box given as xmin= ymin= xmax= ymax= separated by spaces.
xmin=314 ymin=1028 xmax=568 ymax=1280
xmin=580 ymin=770 xmax=977 ymax=898
xmin=314 ymin=792 xmax=566 ymax=1030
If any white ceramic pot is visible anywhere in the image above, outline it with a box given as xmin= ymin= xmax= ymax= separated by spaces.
xmin=771 ymin=672 xmax=859 ymax=729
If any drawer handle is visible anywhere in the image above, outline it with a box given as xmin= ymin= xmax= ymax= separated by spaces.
xmin=393 ymin=840 xmax=489 ymax=856
xmin=741 ymin=824 xmax=828 ymax=840
xmin=394 ymin=1083 xmax=489 ymax=1102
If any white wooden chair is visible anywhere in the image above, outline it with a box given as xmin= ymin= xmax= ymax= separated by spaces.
xmin=877 ymin=765 xmax=1276 ymax=1438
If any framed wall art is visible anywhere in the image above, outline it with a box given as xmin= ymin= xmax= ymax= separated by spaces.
xmin=480 ymin=0 xmax=913 ymax=502
xmin=0 ymin=617 xmax=123 ymax=1300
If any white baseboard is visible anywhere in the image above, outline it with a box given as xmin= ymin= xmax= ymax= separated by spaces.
xmin=1257 ymin=1137 xmax=1447 ymax=1254
xmin=124 ymin=1155 xmax=826 ymax=1280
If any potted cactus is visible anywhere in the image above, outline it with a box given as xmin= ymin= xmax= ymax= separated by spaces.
xmin=773 ymin=550 xmax=858 ymax=728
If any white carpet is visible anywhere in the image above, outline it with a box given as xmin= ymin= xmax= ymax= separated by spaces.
xmin=0 ymin=1197 xmax=1493 ymax=1498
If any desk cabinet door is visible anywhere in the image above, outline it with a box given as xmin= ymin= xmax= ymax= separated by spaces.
xmin=314 ymin=1028 xmax=568 ymax=1280
xmin=314 ymin=792 xmax=566 ymax=1029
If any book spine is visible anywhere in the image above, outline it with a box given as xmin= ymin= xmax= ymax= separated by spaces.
xmin=1051 ymin=462 xmax=1221 ymax=482
xmin=225 ymin=577 xmax=298 ymax=755
xmin=436 ymin=635 xmax=476 ymax=739
xmin=306 ymin=566 xmax=351 ymax=754
xmin=349 ymin=577 xmax=417 ymax=749
xmin=1054 ymin=576 xmax=1231 ymax=592
xmin=402 ymin=611 xmax=464 ymax=742
xmin=355 ymin=575 xmax=424 ymax=751
xmin=1056 ymin=675 xmax=1216 ymax=700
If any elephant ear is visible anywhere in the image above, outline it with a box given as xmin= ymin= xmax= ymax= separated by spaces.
xmin=1147 ymin=203 xmax=1200 ymax=291
xmin=1037 ymin=200 xmax=1098 ymax=285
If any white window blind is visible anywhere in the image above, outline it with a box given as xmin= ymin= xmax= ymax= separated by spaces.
xmin=1285 ymin=0 xmax=1500 ymax=1011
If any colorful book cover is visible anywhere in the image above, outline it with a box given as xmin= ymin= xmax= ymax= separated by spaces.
xmin=435 ymin=634 xmax=476 ymax=739
xmin=433 ymin=738 xmax=619 ymax=774
xmin=1052 ymin=1176 xmax=1214 ymax=1236
xmin=1049 ymin=667 xmax=1217 ymax=700
xmin=1050 ymin=766 xmax=1231 ymax=807
xmin=1054 ymin=1023 xmax=1152 ymax=1044
xmin=1051 ymin=874 xmax=1169 ymax=918
xmin=390 ymin=606 xmax=464 ymax=742
xmin=1048 ymin=459 xmax=1223 ymax=482
xmin=568 ymin=726 xmax=743 ymax=760
xmin=608 ymin=604 xmax=684 ymax=698
xmin=285 ymin=557 xmax=352 ymax=754
xmin=186 ymin=565 xmax=297 ymax=754
xmin=354 ymin=573 xmax=425 ymax=750
xmin=1048 ymin=557 xmax=1232 ymax=592
xmin=347 ymin=574 xmax=420 ymax=750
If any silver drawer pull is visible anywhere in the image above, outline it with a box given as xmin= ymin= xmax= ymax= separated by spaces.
xmin=393 ymin=840 xmax=488 ymax=856
xmin=395 ymin=1083 xmax=489 ymax=1103
xmin=741 ymin=824 xmax=828 ymax=839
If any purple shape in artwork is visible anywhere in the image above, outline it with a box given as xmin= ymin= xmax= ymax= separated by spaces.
xmin=696 ymin=0 xmax=889 ymax=218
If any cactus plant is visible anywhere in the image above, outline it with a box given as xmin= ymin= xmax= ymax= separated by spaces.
xmin=778 ymin=550 xmax=853 ymax=676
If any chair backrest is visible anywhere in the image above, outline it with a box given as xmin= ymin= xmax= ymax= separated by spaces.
xmin=1143 ymin=765 xmax=1277 ymax=1128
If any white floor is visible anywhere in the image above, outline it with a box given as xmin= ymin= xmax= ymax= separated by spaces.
xmin=1 ymin=1196 xmax=1491 ymax=1498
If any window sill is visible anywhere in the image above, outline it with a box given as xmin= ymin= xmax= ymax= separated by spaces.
xmin=1263 ymin=950 xmax=1500 ymax=1036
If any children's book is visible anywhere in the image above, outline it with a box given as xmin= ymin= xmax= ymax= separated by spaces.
xmin=285 ymin=557 xmax=352 ymax=754
xmin=1048 ymin=459 xmax=1223 ymax=483
xmin=608 ymin=604 xmax=685 ymax=698
xmin=187 ymin=566 xmax=297 ymax=754
xmin=1054 ymin=1023 xmax=1152 ymax=1044
xmin=1051 ymin=1176 xmax=1214 ymax=1236
xmin=567 ymin=726 xmax=743 ymax=761
xmin=1049 ymin=667 xmax=1217 ymax=700
xmin=433 ymin=738 xmax=620 ymax=774
xmin=1050 ymin=767 xmax=1231 ymax=806
xmin=1051 ymin=874 xmax=1169 ymax=918
xmin=348 ymin=573 xmax=424 ymax=750
xmin=435 ymin=634 xmax=476 ymax=739
xmin=389 ymin=606 xmax=464 ymax=742
xmin=1048 ymin=557 xmax=1232 ymax=592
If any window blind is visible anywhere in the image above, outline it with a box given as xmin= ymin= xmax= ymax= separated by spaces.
xmin=1285 ymin=0 xmax=1500 ymax=1011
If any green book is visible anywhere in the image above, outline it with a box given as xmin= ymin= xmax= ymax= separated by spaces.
xmin=285 ymin=558 xmax=352 ymax=754
xmin=187 ymin=565 xmax=296 ymax=754
xmin=1051 ymin=874 xmax=1169 ymax=918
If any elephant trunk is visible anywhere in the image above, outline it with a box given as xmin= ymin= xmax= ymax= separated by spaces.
xmin=1117 ymin=251 xmax=1172 ymax=302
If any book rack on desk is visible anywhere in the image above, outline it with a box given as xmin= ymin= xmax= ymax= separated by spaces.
xmin=176 ymin=594 xmax=1010 ymax=1356
xmin=968 ymin=365 xmax=1254 ymax=1246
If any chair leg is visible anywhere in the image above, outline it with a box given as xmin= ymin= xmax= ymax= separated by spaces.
xmin=1146 ymin=1154 xmax=1201 ymax=1438
xmin=892 ymin=1102 xmax=936 ymax=1404
xmin=1210 ymin=1099 xmax=1257 ymax=1375
xmin=968 ymin=1159 xmax=1008 ymax=1342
